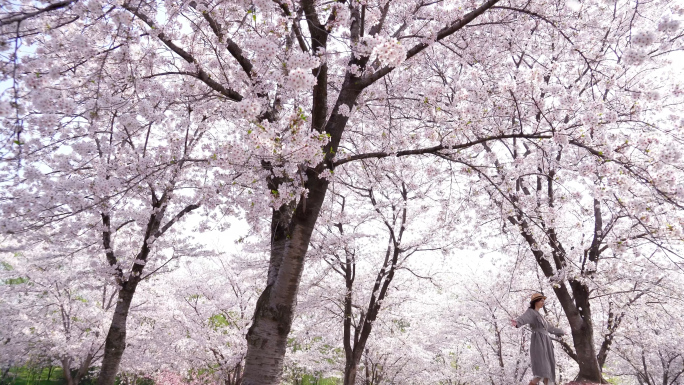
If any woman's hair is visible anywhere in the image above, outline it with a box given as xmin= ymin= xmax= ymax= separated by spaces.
xmin=529 ymin=298 xmax=544 ymax=309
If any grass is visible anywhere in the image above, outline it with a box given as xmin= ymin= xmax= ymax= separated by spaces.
xmin=1 ymin=367 xmax=338 ymax=385
xmin=1 ymin=367 xmax=67 ymax=385
xmin=298 ymin=374 xmax=340 ymax=385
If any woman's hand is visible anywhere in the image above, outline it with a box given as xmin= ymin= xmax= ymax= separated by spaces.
xmin=510 ymin=319 xmax=517 ymax=328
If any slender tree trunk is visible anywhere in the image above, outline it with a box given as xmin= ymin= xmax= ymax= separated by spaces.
xmin=62 ymin=353 xmax=94 ymax=385
xmin=61 ymin=358 xmax=75 ymax=385
xmin=95 ymin=189 xmax=195 ymax=384
xmin=508 ymin=174 xmax=607 ymax=383
xmin=97 ymin=281 xmax=139 ymax=385
xmin=342 ymin=186 xmax=406 ymax=385
xmin=230 ymin=361 xmax=242 ymax=385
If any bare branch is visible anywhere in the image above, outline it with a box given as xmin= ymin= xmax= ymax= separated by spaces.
xmin=122 ymin=3 xmax=244 ymax=102
xmin=0 ymin=0 xmax=77 ymax=27
xmin=333 ymin=133 xmax=551 ymax=167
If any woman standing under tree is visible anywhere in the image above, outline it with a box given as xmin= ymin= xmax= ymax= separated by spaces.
xmin=511 ymin=293 xmax=566 ymax=385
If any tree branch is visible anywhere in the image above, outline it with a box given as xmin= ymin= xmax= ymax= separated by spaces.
xmin=188 ymin=1 xmax=255 ymax=78
xmin=360 ymin=0 xmax=501 ymax=87
xmin=154 ymin=203 xmax=200 ymax=238
xmin=122 ymin=3 xmax=243 ymax=101
xmin=332 ymin=133 xmax=551 ymax=167
xmin=0 ymin=0 xmax=77 ymax=27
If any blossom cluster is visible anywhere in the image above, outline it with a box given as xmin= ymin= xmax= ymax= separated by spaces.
xmin=371 ymin=37 xmax=406 ymax=68
xmin=236 ymin=98 xmax=262 ymax=120
xmin=286 ymin=67 xmax=317 ymax=91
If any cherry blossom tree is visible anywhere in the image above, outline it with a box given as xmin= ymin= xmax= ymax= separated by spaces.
xmin=0 ymin=28 xmax=239 ymax=383
xmin=605 ymin=272 xmax=684 ymax=385
xmin=453 ymin=121 xmax=684 ymax=383
xmin=304 ymin=162 xmax=456 ymax=384
xmin=1 ymin=246 xmax=110 ymax=385
xmin=122 ymin=254 xmax=259 ymax=385
xmin=426 ymin=253 xmax=577 ymax=385
xmin=385 ymin=0 xmax=684 ymax=380
xmin=0 ymin=230 xmax=210 ymax=384
xmin=2 ymin=0 xmax=684 ymax=383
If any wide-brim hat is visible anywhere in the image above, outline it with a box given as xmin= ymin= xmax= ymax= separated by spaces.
xmin=531 ymin=293 xmax=547 ymax=302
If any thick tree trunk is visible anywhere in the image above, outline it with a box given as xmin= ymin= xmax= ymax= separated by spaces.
xmin=567 ymin=283 xmax=604 ymax=383
xmin=241 ymin=174 xmax=330 ymax=385
xmin=343 ymin=364 xmax=358 ymax=385
xmin=541 ymin=269 xmax=605 ymax=383
xmin=97 ymin=282 xmax=138 ymax=385
xmin=571 ymin=322 xmax=603 ymax=383
xmin=540 ymin=283 xmax=602 ymax=383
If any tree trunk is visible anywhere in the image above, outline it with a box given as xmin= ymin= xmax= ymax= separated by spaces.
xmin=571 ymin=322 xmax=603 ymax=383
xmin=62 ymin=353 xmax=94 ymax=385
xmin=542 ymin=264 xmax=605 ymax=383
xmin=508 ymin=175 xmax=607 ymax=384
xmin=567 ymin=283 xmax=604 ymax=383
xmin=97 ymin=281 xmax=138 ymax=385
xmin=341 ymin=186 xmax=406 ymax=385
xmin=61 ymin=358 xmax=75 ymax=385
xmin=95 ymin=195 xmax=194 ymax=384
xmin=241 ymin=173 xmax=330 ymax=385
xmin=225 ymin=361 xmax=242 ymax=385
xmin=343 ymin=364 xmax=358 ymax=385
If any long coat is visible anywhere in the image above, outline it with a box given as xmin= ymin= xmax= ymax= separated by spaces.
xmin=516 ymin=308 xmax=565 ymax=382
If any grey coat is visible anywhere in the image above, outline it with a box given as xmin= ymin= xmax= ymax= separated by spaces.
xmin=516 ymin=308 xmax=565 ymax=382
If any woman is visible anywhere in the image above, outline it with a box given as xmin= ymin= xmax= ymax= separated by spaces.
xmin=510 ymin=293 xmax=566 ymax=385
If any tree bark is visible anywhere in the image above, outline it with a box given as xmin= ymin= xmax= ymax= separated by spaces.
xmin=343 ymin=365 xmax=358 ymax=385
xmin=61 ymin=358 xmax=75 ymax=385
xmin=512 ymin=211 xmax=605 ymax=383
xmin=97 ymin=197 xmax=198 ymax=385
xmin=241 ymin=172 xmax=330 ymax=384
xmin=240 ymin=0 xmax=501 ymax=381
xmin=62 ymin=353 xmax=94 ymax=385
xmin=97 ymin=280 xmax=139 ymax=385
xmin=566 ymin=283 xmax=604 ymax=383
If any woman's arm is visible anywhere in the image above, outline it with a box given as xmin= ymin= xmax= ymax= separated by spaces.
xmin=513 ymin=309 xmax=534 ymax=328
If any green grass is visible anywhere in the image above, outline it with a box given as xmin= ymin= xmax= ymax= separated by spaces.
xmin=1 ymin=367 xmax=67 ymax=385
xmin=298 ymin=374 xmax=340 ymax=385
xmin=1 ymin=367 xmax=337 ymax=385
